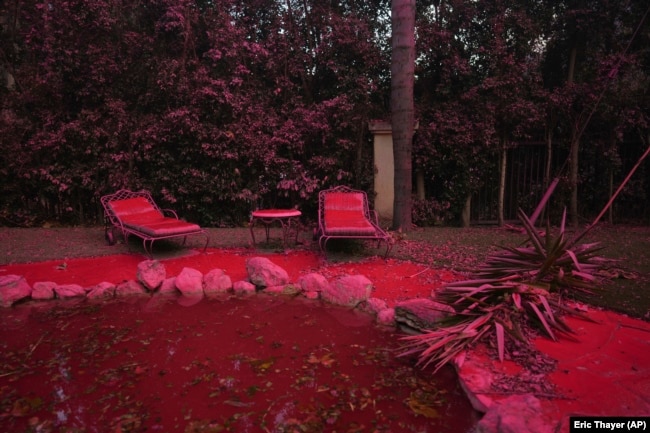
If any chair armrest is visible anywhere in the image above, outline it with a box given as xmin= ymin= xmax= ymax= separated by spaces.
xmin=161 ymin=209 xmax=180 ymax=219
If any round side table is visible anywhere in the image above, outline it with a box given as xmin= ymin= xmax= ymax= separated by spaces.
xmin=249 ymin=209 xmax=302 ymax=247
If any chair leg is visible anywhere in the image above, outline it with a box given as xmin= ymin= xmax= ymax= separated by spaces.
xmin=383 ymin=239 xmax=393 ymax=259
xmin=105 ymin=227 xmax=117 ymax=246
xmin=202 ymin=233 xmax=210 ymax=253
xmin=143 ymin=239 xmax=154 ymax=258
xmin=318 ymin=236 xmax=328 ymax=254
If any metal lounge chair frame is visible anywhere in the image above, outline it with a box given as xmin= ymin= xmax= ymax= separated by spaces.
xmin=316 ymin=185 xmax=392 ymax=258
xmin=101 ymin=189 xmax=209 ymax=257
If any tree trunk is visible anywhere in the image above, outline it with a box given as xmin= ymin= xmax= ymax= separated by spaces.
xmin=567 ymin=44 xmax=580 ymax=227
xmin=569 ymin=131 xmax=580 ymax=227
xmin=608 ymin=169 xmax=614 ymax=224
xmin=390 ymin=0 xmax=416 ymax=232
xmin=568 ymin=140 xmax=650 ymax=248
xmin=497 ymin=139 xmax=507 ymax=227
xmin=540 ymin=111 xmax=556 ymax=225
xmin=461 ymin=194 xmax=471 ymax=228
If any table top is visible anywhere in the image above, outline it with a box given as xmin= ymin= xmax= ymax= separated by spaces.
xmin=251 ymin=209 xmax=301 ymax=218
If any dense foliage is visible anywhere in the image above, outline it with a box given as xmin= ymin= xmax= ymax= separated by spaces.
xmin=1 ymin=0 xmax=648 ymax=227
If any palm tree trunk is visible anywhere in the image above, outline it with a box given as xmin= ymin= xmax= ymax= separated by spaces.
xmin=390 ymin=0 xmax=416 ymax=232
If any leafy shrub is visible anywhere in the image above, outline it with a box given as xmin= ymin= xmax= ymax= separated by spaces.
xmin=411 ymin=197 xmax=452 ymax=227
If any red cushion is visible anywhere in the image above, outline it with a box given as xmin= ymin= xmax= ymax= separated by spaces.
xmin=110 ymin=197 xmax=201 ymax=237
xmin=324 ymin=192 xmax=365 ymax=211
xmin=124 ymin=218 xmax=201 ymax=237
xmin=323 ymin=192 xmax=377 ymax=235
xmin=324 ymin=210 xmax=377 ymax=236
xmin=108 ymin=197 xmax=162 ymax=221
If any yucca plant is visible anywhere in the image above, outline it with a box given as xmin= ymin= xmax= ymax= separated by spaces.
xmin=399 ymin=208 xmax=606 ymax=373
xmin=400 ymin=138 xmax=650 ymax=373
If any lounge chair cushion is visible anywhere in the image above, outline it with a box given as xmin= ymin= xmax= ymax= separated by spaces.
xmin=323 ymin=192 xmax=377 ymax=236
xmin=124 ymin=219 xmax=201 ymax=236
xmin=108 ymin=197 xmax=163 ymax=222
xmin=108 ymin=197 xmax=200 ymax=236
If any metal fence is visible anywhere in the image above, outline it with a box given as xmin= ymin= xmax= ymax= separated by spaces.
xmin=470 ymin=142 xmax=650 ymax=225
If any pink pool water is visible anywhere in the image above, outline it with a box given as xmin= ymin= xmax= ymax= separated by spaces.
xmin=1 ymin=293 xmax=479 ymax=432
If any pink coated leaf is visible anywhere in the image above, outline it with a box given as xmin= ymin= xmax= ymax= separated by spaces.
xmin=495 ymin=322 xmax=505 ymax=362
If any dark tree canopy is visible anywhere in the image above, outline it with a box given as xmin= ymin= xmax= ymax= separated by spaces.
xmin=0 ymin=0 xmax=648 ymax=227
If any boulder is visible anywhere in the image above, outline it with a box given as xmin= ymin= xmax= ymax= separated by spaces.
xmin=299 ymin=272 xmax=330 ymax=292
xmin=320 ymin=274 xmax=373 ymax=307
xmin=137 ymin=260 xmax=166 ymax=290
xmin=298 ymin=273 xmax=330 ymax=298
xmin=246 ymin=257 xmax=289 ymax=288
xmin=32 ymin=281 xmax=57 ymax=300
xmin=377 ymin=308 xmax=396 ymax=326
xmin=0 ymin=275 xmax=32 ymax=307
xmin=115 ymin=280 xmax=148 ymax=297
xmin=303 ymin=290 xmax=320 ymax=300
xmin=55 ymin=284 xmax=86 ymax=299
xmin=159 ymin=277 xmax=178 ymax=294
xmin=175 ymin=267 xmax=204 ymax=296
xmin=233 ymin=280 xmax=256 ymax=295
xmin=358 ymin=297 xmax=388 ymax=315
xmin=394 ymin=298 xmax=455 ymax=332
xmin=87 ymin=282 xmax=116 ymax=300
xmin=203 ymin=269 xmax=232 ymax=295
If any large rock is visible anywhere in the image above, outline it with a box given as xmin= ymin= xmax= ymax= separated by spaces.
xmin=158 ymin=277 xmax=178 ymax=294
xmin=137 ymin=260 xmax=166 ymax=290
xmin=358 ymin=297 xmax=388 ymax=315
xmin=377 ymin=308 xmax=396 ymax=326
xmin=321 ymin=274 xmax=373 ymax=307
xmin=87 ymin=282 xmax=116 ymax=300
xmin=32 ymin=281 xmax=57 ymax=300
xmin=203 ymin=269 xmax=232 ymax=295
xmin=55 ymin=284 xmax=86 ymax=299
xmin=0 ymin=275 xmax=32 ymax=307
xmin=476 ymin=394 xmax=553 ymax=433
xmin=175 ymin=267 xmax=204 ymax=295
xmin=115 ymin=280 xmax=148 ymax=297
xmin=394 ymin=298 xmax=455 ymax=332
xmin=246 ymin=257 xmax=289 ymax=288
xmin=299 ymin=273 xmax=330 ymax=298
xmin=233 ymin=280 xmax=256 ymax=295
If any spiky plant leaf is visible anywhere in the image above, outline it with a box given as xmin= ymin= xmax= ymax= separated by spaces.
xmin=495 ymin=322 xmax=505 ymax=362
xmin=518 ymin=208 xmax=546 ymax=257
xmin=526 ymin=301 xmax=557 ymax=341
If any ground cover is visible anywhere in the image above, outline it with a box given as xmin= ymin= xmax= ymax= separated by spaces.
xmin=0 ymin=224 xmax=648 ymax=432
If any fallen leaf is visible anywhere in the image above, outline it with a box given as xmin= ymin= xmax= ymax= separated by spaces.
xmin=406 ymin=396 xmax=439 ymax=419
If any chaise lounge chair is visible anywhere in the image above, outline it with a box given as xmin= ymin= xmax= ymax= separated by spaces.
xmin=101 ymin=189 xmax=209 ymax=257
xmin=316 ymin=185 xmax=392 ymax=258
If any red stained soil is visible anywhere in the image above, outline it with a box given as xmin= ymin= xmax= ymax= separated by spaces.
xmin=0 ymin=249 xmax=479 ymax=433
